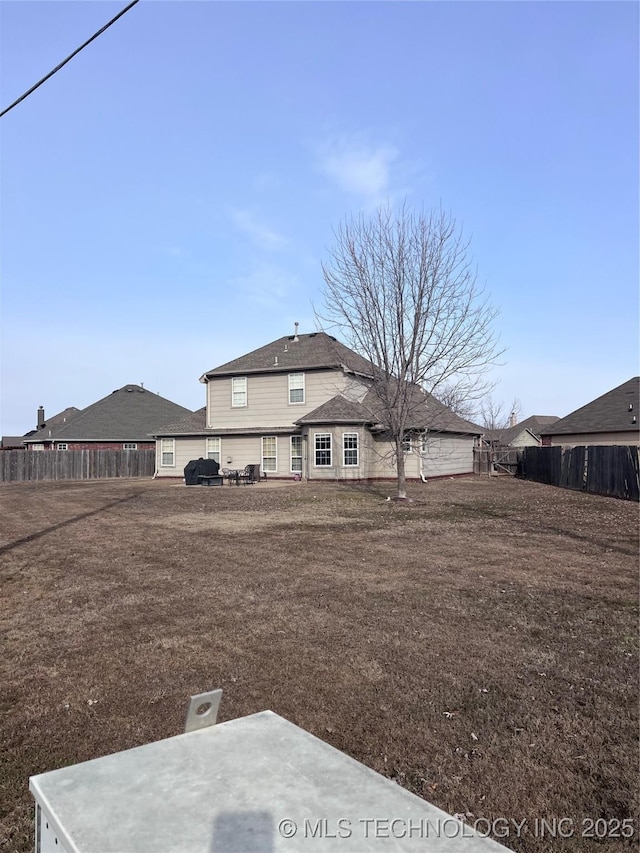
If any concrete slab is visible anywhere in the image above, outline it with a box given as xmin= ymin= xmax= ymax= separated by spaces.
xmin=30 ymin=710 xmax=510 ymax=852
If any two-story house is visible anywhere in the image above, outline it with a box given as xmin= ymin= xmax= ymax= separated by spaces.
xmin=153 ymin=330 xmax=482 ymax=481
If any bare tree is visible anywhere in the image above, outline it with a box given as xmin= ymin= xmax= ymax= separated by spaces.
xmin=318 ymin=203 xmax=502 ymax=499
xmin=480 ymin=395 xmax=522 ymax=432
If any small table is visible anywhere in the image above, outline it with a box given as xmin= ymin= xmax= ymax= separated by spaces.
xmin=197 ymin=475 xmax=224 ymax=486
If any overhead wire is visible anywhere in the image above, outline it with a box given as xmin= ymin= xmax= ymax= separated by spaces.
xmin=0 ymin=0 xmax=140 ymax=119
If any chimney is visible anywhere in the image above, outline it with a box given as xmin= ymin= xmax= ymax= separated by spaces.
xmin=509 ymin=411 xmax=517 ymax=428
xmin=293 ymin=321 xmax=299 ymax=342
xmin=37 ymin=406 xmax=45 ymax=428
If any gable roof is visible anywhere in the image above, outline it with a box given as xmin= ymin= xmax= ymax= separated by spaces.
xmin=488 ymin=415 xmax=560 ymax=446
xmin=23 ymin=385 xmax=193 ymax=443
xmin=540 ymin=377 xmax=640 ymax=436
xmin=200 ymin=332 xmax=376 ymax=379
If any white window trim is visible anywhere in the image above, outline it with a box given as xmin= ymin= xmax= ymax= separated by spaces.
xmin=56 ymin=443 xmax=69 ymax=451
xmin=206 ymin=436 xmax=221 ymax=462
xmin=402 ymin=433 xmax=413 ymax=454
xmin=290 ymin=435 xmax=303 ymax=473
xmin=160 ymin=438 xmax=175 ymax=467
xmin=262 ymin=435 xmax=278 ymax=473
xmin=123 ymin=442 xmax=137 ymax=450
xmin=314 ymin=432 xmax=332 ymax=467
xmin=288 ymin=372 xmax=305 ymax=405
xmin=342 ymin=432 xmax=359 ymax=467
xmin=231 ymin=376 xmax=247 ymax=408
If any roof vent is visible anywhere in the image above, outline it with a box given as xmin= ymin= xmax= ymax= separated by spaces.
xmin=274 ymin=355 xmax=279 ymax=366
xmin=633 ymin=416 xmax=637 ymax=424
xmin=284 ymin=344 xmax=289 ymax=352
xmin=629 ymin=403 xmax=633 ymax=411
xmin=293 ymin=322 xmax=299 ymax=342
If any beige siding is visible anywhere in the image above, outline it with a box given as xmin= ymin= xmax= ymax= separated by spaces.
xmin=304 ymin=427 xmax=368 ymax=481
xmin=421 ymin=435 xmax=475 ymax=477
xmin=508 ymin=430 xmax=540 ymax=448
xmin=155 ymin=435 xmax=305 ymax=478
xmin=548 ymin=431 xmax=640 ymax=447
xmin=155 ymin=437 xmax=210 ymax=477
xmin=206 ymin=370 xmax=351 ymax=429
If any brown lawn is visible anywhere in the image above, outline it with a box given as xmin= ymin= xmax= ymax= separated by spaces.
xmin=0 ymin=476 xmax=638 ymax=852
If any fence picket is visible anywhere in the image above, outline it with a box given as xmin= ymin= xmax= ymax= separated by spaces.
xmin=0 ymin=450 xmax=156 ymax=482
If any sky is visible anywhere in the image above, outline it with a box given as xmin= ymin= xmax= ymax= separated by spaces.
xmin=1 ymin=0 xmax=638 ymax=436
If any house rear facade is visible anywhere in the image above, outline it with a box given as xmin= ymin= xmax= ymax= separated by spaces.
xmin=153 ymin=331 xmax=481 ymax=481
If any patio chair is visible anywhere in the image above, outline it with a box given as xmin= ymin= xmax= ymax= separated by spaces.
xmin=239 ymin=464 xmax=260 ymax=484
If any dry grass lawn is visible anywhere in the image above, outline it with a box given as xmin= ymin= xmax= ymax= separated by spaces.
xmin=0 ymin=475 xmax=638 ymax=852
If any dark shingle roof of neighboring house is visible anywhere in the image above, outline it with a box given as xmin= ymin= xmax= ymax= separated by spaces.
xmin=2 ymin=406 xmax=83 ymax=447
xmin=23 ymin=386 xmax=193 ymax=443
xmin=1 ymin=436 xmax=29 ymax=448
xmin=540 ymin=378 xmax=640 ymax=436
xmin=200 ymin=332 xmax=376 ymax=379
xmin=488 ymin=415 xmax=560 ymax=446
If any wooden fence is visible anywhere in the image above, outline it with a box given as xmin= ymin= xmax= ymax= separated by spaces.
xmin=474 ymin=447 xmax=522 ymax=475
xmin=520 ymin=445 xmax=640 ymax=501
xmin=0 ymin=449 xmax=156 ymax=482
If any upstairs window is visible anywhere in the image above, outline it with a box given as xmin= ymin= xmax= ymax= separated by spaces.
xmin=57 ymin=443 xmax=68 ymax=451
xmin=123 ymin=443 xmax=137 ymax=450
xmin=232 ymin=377 xmax=247 ymax=407
xmin=288 ymin=373 xmax=305 ymax=404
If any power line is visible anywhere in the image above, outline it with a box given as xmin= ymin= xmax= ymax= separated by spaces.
xmin=0 ymin=0 xmax=141 ymax=119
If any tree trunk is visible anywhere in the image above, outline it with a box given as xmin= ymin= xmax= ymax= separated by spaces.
xmin=396 ymin=438 xmax=407 ymax=499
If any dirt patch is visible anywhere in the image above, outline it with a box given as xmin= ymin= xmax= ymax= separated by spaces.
xmin=0 ymin=476 xmax=638 ymax=852
xmin=155 ymin=509 xmax=352 ymax=534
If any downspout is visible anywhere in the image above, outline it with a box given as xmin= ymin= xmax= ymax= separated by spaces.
xmin=419 ymin=429 xmax=428 ymax=483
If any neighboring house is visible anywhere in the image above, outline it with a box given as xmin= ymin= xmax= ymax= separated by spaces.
xmin=485 ymin=415 xmax=560 ymax=448
xmin=540 ymin=377 xmax=640 ymax=447
xmin=1 ymin=406 xmax=81 ymax=450
xmin=21 ymin=385 xmax=192 ymax=451
xmin=153 ymin=331 xmax=482 ymax=481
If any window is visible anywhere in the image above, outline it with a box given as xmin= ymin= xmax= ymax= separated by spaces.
xmin=206 ymin=437 xmax=221 ymax=463
xmin=402 ymin=433 xmax=413 ymax=454
xmin=288 ymin=373 xmax=305 ymax=404
xmin=343 ymin=433 xmax=359 ymax=466
xmin=314 ymin=433 xmax=332 ymax=467
xmin=232 ymin=377 xmax=247 ymax=407
xmin=56 ymin=443 xmax=68 ymax=451
xmin=262 ymin=436 xmax=277 ymax=473
xmin=123 ymin=442 xmax=137 ymax=450
xmin=290 ymin=435 xmax=303 ymax=472
xmin=161 ymin=438 xmax=175 ymax=466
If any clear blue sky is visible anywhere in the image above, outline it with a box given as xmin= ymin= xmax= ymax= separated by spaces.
xmin=1 ymin=0 xmax=638 ymax=435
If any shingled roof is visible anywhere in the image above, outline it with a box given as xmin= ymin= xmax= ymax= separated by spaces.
xmin=23 ymin=385 xmax=193 ymax=443
xmin=541 ymin=378 xmax=640 ymax=436
xmin=200 ymin=332 xmax=376 ymax=379
xmin=295 ymin=396 xmax=374 ymax=425
xmin=488 ymin=414 xmax=560 ymax=445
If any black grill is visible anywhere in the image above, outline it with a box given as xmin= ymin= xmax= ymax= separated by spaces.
xmin=184 ymin=458 xmax=221 ymax=486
